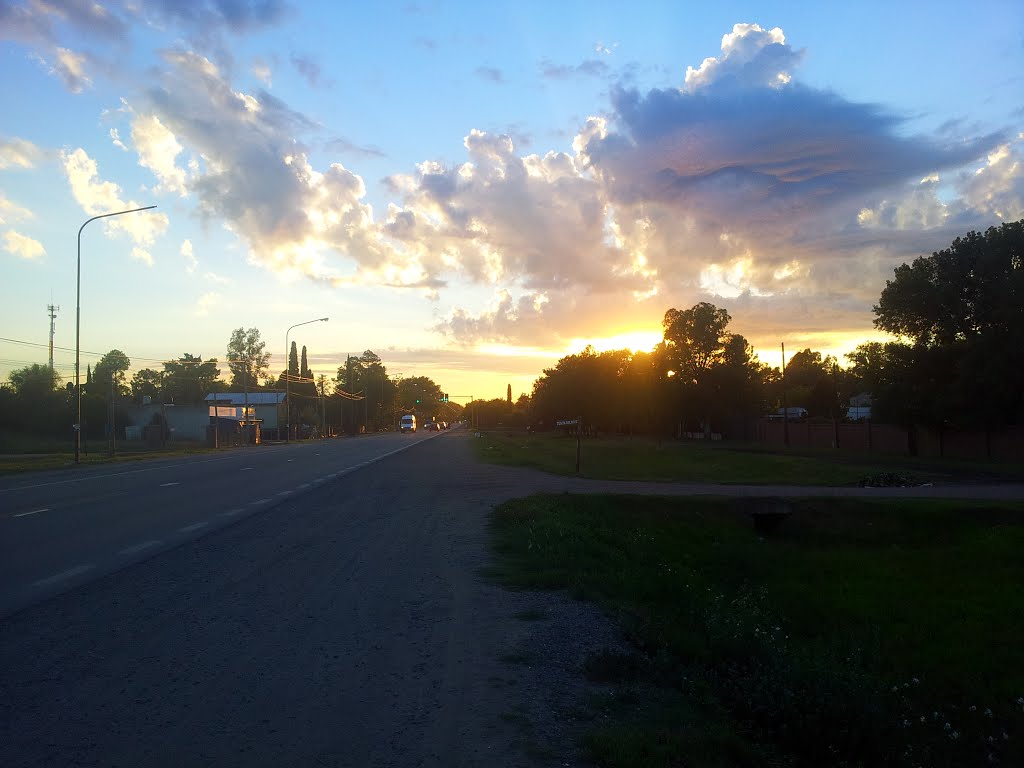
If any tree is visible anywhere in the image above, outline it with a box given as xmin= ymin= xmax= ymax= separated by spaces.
xmin=9 ymin=363 xmax=61 ymax=396
xmin=507 ymin=383 xmax=512 ymax=403
xmin=300 ymin=345 xmax=311 ymax=381
xmin=4 ymin=364 xmax=69 ymax=435
xmin=226 ymin=328 xmax=270 ymax=389
xmin=163 ymin=354 xmax=220 ymax=404
xmin=289 ymin=341 xmax=299 ymax=379
xmin=661 ymin=302 xmax=738 ymax=434
xmin=131 ymin=368 xmax=165 ymax=403
xmin=93 ymin=349 xmax=131 ymax=394
xmin=871 ymin=220 xmax=1024 ymax=428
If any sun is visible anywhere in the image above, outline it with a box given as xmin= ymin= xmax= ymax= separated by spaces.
xmin=567 ymin=330 xmax=662 ymax=355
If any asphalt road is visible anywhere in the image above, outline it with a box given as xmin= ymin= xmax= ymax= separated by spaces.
xmin=0 ymin=431 xmax=442 ymax=619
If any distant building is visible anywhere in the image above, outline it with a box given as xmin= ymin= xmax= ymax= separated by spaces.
xmin=205 ymin=391 xmax=285 ymax=434
xmin=847 ymin=392 xmax=873 ymax=420
xmin=767 ymin=406 xmax=808 ymax=421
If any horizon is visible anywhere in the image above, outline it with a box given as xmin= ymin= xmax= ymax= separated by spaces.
xmin=2 ymin=2 xmax=1022 ymax=402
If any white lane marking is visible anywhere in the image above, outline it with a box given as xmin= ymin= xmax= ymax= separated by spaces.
xmin=250 ymin=499 xmax=270 ymax=506
xmin=160 ymin=482 xmax=180 ymax=487
xmin=119 ymin=540 xmax=162 ymax=556
xmin=287 ymin=459 xmax=294 ymax=463
xmin=14 ymin=508 xmax=49 ymax=517
xmin=297 ymin=483 xmax=310 ymax=490
xmin=32 ymin=564 xmax=94 ymax=588
xmin=276 ymin=490 xmax=292 ymax=497
xmin=179 ymin=521 xmax=208 ymax=533
xmin=241 ymin=467 xmax=254 ymax=472
xmin=217 ymin=508 xmax=244 ymax=518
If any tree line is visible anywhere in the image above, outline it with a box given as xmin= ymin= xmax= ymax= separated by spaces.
xmin=0 ymin=325 xmax=461 ymax=441
xmin=528 ymin=220 xmax=1023 ymax=438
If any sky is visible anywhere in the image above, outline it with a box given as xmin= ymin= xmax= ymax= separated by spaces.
xmin=1 ymin=0 xmax=1022 ymax=403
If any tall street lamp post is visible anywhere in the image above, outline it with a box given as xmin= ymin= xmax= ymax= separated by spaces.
xmin=285 ymin=317 xmax=328 ymax=442
xmin=75 ymin=206 xmax=157 ymax=464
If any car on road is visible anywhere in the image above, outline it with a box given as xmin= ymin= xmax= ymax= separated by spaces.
xmin=400 ymin=414 xmax=416 ymax=433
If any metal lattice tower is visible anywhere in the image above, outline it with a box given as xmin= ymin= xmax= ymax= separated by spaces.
xmin=47 ymin=303 xmax=59 ymax=370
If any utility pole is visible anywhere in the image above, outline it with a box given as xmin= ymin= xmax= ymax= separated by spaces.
xmin=47 ymin=303 xmax=59 ymax=370
xmin=781 ymin=343 xmax=789 ymax=448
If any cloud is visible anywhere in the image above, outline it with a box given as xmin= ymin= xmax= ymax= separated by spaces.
xmin=194 ymin=291 xmax=221 ymax=317
xmin=50 ymin=47 xmax=92 ymax=92
xmin=0 ymin=193 xmax=34 ymax=223
xmin=956 ymin=135 xmax=1024 ymax=222
xmin=131 ymin=113 xmax=189 ymax=195
xmin=109 ymin=128 xmax=128 ymax=151
xmin=0 ymin=137 xmax=43 ymax=169
xmin=61 ymin=147 xmax=169 ymax=246
xmin=683 ymin=23 xmax=801 ymax=91
xmin=136 ymin=0 xmax=290 ymax=33
xmin=251 ymin=57 xmax=272 ymax=84
xmin=2 ymin=229 xmax=46 ymax=260
xmin=594 ymin=41 xmax=618 ymax=56
xmin=475 ymin=66 xmax=504 ymax=84
xmin=290 ymin=53 xmax=322 ymax=86
xmin=539 ymin=58 xmax=608 ymax=80
xmin=0 ymin=0 xmax=127 ymax=46
xmin=130 ymin=246 xmax=154 ymax=266
xmin=325 ymin=136 xmax=387 ymax=158
xmin=181 ymin=239 xmax=198 ymax=273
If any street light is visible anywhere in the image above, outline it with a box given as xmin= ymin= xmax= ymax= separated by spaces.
xmin=75 ymin=205 xmax=157 ymax=464
xmin=285 ymin=317 xmax=329 ymax=442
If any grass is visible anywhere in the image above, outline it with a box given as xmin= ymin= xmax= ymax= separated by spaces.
xmin=489 ymin=493 xmax=1024 ymax=767
xmin=0 ymin=435 xmax=219 ymax=475
xmin=472 ymin=430 xmax=1024 ymax=485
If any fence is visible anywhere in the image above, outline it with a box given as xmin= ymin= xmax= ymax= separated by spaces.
xmin=755 ymin=419 xmax=1024 ymax=461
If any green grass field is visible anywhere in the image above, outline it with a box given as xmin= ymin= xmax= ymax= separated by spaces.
xmin=489 ymin=494 xmax=1024 ymax=767
xmin=472 ymin=430 xmax=1023 ymax=486
xmin=0 ymin=433 xmax=216 ymax=474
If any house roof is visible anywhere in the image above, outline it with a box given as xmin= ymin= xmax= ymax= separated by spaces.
xmin=205 ymin=391 xmax=285 ymax=405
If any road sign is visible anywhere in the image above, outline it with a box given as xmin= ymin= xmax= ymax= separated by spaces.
xmin=555 ymin=419 xmax=579 ymax=426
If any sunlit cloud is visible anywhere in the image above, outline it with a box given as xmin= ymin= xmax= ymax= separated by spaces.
xmin=2 ymin=229 xmax=46 ymax=260
xmin=181 ymin=239 xmax=198 ymax=273
xmin=61 ymin=147 xmax=169 ymax=246
xmin=0 ymin=137 xmax=43 ymax=169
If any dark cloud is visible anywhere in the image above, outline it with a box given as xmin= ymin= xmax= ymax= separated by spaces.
xmin=583 ymin=82 xmax=1003 ymax=233
xmin=325 ymin=136 xmax=387 ymax=159
xmin=539 ymin=58 xmax=608 ymax=80
xmin=290 ymin=52 xmax=322 ymax=86
xmin=0 ymin=0 xmax=127 ymax=44
xmin=138 ymin=0 xmax=290 ymax=33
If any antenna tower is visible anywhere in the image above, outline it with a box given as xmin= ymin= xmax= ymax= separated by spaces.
xmin=48 ymin=303 xmax=60 ymax=370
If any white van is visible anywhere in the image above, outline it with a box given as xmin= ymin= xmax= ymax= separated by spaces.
xmin=400 ymin=414 xmax=417 ymax=433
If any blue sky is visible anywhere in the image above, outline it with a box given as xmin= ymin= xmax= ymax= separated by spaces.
xmin=2 ymin=0 xmax=1022 ymax=401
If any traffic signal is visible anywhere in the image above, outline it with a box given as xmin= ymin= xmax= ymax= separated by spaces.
xmin=415 ymin=398 xmax=420 ymax=404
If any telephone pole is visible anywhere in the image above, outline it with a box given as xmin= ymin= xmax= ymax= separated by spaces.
xmin=47 ymin=303 xmax=59 ymax=370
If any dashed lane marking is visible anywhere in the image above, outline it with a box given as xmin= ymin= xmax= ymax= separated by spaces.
xmin=119 ymin=540 xmax=162 ymax=556
xmin=32 ymin=564 xmax=94 ymax=588
xmin=276 ymin=490 xmax=292 ymax=497
xmin=250 ymin=499 xmax=271 ymax=506
xmin=179 ymin=521 xmax=208 ymax=533
xmin=241 ymin=467 xmax=254 ymax=472
xmin=217 ymin=508 xmax=244 ymax=517
xmin=159 ymin=482 xmax=180 ymax=487
xmin=297 ymin=483 xmax=311 ymax=490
